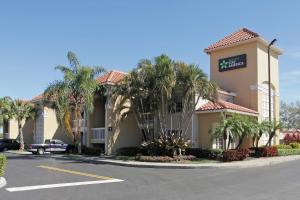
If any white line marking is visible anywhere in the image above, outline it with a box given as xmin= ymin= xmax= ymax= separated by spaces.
xmin=6 ymin=179 xmax=124 ymax=192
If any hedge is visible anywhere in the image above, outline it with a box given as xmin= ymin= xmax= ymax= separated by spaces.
xmin=81 ymin=147 xmax=102 ymax=156
xmin=116 ymin=147 xmax=141 ymax=156
xmin=252 ymin=147 xmax=278 ymax=157
xmin=274 ymin=144 xmax=292 ymax=149
xmin=277 ymin=149 xmax=300 ymax=156
xmin=0 ymin=154 xmax=7 ymax=177
xmin=185 ymin=148 xmax=223 ymax=160
xmin=137 ymin=155 xmax=196 ymax=162
xmin=223 ymin=149 xmax=249 ymax=162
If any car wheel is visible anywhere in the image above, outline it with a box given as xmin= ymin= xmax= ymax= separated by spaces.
xmin=37 ymin=148 xmax=45 ymax=155
xmin=3 ymin=147 xmax=8 ymax=152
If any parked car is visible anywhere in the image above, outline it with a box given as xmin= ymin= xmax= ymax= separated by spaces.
xmin=28 ymin=139 xmax=75 ymax=155
xmin=0 ymin=139 xmax=20 ymax=152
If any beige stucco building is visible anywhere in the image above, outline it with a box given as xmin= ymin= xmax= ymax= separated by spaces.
xmin=3 ymin=28 xmax=282 ymax=154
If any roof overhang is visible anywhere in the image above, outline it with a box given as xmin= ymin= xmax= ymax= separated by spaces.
xmin=196 ymin=108 xmax=259 ymax=117
xmin=204 ymin=37 xmax=283 ymax=55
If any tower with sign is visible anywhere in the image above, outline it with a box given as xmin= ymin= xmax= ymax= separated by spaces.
xmin=204 ymin=28 xmax=282 ymax=145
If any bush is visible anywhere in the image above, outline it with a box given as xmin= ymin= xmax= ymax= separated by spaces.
xmin=81 ymin=147 xmax=102 ymax=156
xmin=277 ymin=149 xmax=300 ymax=156
xmin=223 ymin=149 xmax=249 ymax=162
xmin=116 ymin=147 xmax=141 ymax=156
xmin=253 ymin=147 xmax=278 ymax=157
xmin=284 ymin=133 xmax=300 ymax=144
xmin=0 ymin=154 xmax=7 ymax=177
xmin=185 ymin=148 xmax=223 ymax=160
xmin=290 ymin=143 xmax=300 ymax=149
xmin=137 ymin=156 xmax=175 ymax=163
xmin=274 ymin=144 xmax=292 ymax=149
xmin=137 ymin=155 xmax=196 ymax=162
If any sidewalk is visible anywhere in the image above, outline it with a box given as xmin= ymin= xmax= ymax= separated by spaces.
xmin=6 ymin=150 xmax=300 ymax=169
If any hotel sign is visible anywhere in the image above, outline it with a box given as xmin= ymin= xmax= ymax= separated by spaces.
xmin=218 ymin=54 xmax=247 ymax=72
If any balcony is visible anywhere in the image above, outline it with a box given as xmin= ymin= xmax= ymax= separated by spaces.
xmin=91 ymin=127 xmax=105 ymax=143
xmin=72 ymin=119 xmax=87 ymax=132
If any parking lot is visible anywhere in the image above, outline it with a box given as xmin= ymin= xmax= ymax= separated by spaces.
xmin=2 ymin=152 xmax=300 ymax=200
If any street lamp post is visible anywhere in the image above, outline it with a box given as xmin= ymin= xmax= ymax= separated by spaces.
xmin=268 ymin=38 xmax=277 ymax=139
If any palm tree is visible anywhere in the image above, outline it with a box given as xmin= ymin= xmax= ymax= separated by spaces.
xmin=8 ymin=100 xmax=35 ymax=150
xmin=174 ymin=62 xmax=218 ymax=138
xmin=45 ymin=51 xmax=105 ymax=153
xmin=266 ymin=121 xmax=282 ymax=146
xmin=252 ymin=120 xmax=269 ymax=147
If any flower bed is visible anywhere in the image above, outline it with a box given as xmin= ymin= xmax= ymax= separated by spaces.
xmin=137 ymin=155 xmax=196 ymax=163
xmin=223 ymin=149 xmax=249 ymax=162
xmin=0 ymin=154 xmax=7 ymax=177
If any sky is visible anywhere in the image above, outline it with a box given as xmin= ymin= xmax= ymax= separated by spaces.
xmin=0 ymin=0 xmax=299 ymax=102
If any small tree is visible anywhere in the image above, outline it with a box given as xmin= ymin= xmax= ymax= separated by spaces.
xmin=266 ymin=121 xmax=282 ymax=146
xmin=7 ymin=100 xmax=35 ymax=150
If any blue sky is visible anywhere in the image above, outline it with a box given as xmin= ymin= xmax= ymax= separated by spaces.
xmin=0 ymin=0 xmax=299 ymax=102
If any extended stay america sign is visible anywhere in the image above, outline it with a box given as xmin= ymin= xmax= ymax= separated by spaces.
xmin=218 ymin=54 xmax=247 ymax=72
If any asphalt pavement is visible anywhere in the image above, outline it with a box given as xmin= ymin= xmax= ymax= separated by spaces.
xmin=1 ymin=152 xmax=300 ymax=200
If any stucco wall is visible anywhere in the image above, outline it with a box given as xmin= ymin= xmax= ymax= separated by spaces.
xmin=106 ymin=94 xmax=141 ymax=155
xmin=43 ymin=106 xmax=72 ymax=144
xmin=210 ymin=42 xmax=258 ymax=110
xmin=197 ymin=112 xmax=221 ymax=149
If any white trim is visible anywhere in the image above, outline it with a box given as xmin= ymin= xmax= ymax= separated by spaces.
xmin=250 ymin=84 xmax=280 ymax=96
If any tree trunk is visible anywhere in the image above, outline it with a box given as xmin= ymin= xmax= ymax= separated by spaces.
xmin=266 ymin=131 xmax=275 ymax=146
xmin=18 ymin=120 xmax=24 ymax=150
xmin=236 ymin=135 xmax=245 ymax=149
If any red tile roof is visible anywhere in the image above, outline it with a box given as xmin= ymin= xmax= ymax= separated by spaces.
xmin=31 ymin=94 xmax=44 ymax=102
xmin=96 ymin=70 xmax=127 ymax=84
xmin=205 ymin=28 xmax=259 ymax=53
xmin=31 ymin=70 xmax=127 ymax=102
xmin=197 ymin=100 xmax=258 ymax=115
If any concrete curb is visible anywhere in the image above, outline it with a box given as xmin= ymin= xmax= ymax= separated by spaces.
xmin=6 ymin=151 xmax=300 ymax=169
xmin=51 ymin=154 xmax=300 ymax=169
xmin=0 ymin=177 xmax=7 ymax=189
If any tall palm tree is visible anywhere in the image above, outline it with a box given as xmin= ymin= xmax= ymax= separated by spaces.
xmin=8 ymin=100 xmax=35 ymax=150
xmin=45 ymin=51 xmax=105 ymax=153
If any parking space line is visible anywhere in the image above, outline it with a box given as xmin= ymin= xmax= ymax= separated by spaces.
xmin=6 ymin=179 xmax=124 ymax=192
xmin=37 ymin=165 xmax=114 ymax=180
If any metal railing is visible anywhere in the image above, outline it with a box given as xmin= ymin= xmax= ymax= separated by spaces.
xmin=91 ymin=127 xmax=105 ymax=143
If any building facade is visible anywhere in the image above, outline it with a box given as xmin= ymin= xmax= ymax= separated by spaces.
xmin=3 ymin=28 xmax=282 ymax=154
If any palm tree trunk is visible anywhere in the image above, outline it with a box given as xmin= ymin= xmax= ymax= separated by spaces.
xmin=236 ymin=135 xmax=245 ymax=149
xmin=18 ymin=120 xmax=24 ymax=150
xmin=266 ymin=132 xmax=275 ymax=146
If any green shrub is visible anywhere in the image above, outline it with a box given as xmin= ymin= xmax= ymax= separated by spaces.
xmin=0 ymin=154 xmax=7 ymax=177
xmin=81 ymin=147 xmax=102 ymax=156
xmin=290 ymin=143 xmax=300 ymax=149
xmin=185 ymin=148 xmax=224 ymax=160
xmin=277 ymin=149 xmax=300 ymax=156
xmin=274 ymin=144 xmax=292 ymax=149
xmin=116 ymin=147 xmax=141 ymax=156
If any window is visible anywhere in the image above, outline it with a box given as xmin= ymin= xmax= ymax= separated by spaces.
xmin=213 ymin=137 xmax=224 ymax=149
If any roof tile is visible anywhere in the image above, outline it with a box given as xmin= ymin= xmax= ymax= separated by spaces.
xmin=197 ymin=100 xmax=258 ymax=115
xmin=205 ymin=28 xmax=259 ymax=52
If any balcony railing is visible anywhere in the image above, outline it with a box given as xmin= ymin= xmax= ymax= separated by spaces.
xmin=91 ymin=127 xmax=105 ymax=143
